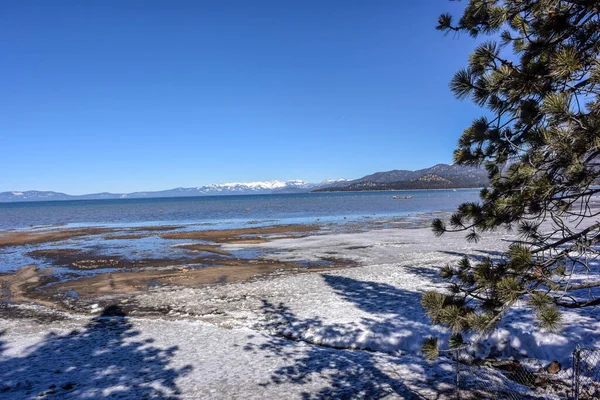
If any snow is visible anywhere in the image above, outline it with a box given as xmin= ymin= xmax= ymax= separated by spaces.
xmin=1 ymin=225 xmax=599 ymax=398
xmin=317 ymin=178 xmax=348 ymax=185
xmin=200 ymin=180 xmax=311 ymax=191
xmin=0 ymin=314 xmax=462 ymax=399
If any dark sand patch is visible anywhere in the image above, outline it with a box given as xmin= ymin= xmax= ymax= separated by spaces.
xmin=160 ymin=224 xmax=318 ymax=244
xmin=105 ymin=234 xmax=148 ymax=240
xmin=26 ymin=248 xmax=236 ymax=271
xmin=0 ymin=228 xmax=115 ymax=248
xmin=27 ymin=249 xmax=128 ymax=270
xmin=1 ymin=258 xmax=354 ymax=317
xmin=0 ymin=265 xmax=57 ymax=305
xmin=45 ymin=262 xmax=293 ymax=297
xmin=0 ymin=266 xmax=69 ymax=322
xmin=104 ymin=226 xmax=186 ymax=239
xmin=174 ymin=244 xmax=232 ymax=256
xmin=0 ymin=223 xmax=352 ymax=318
xmin=0 ymin=224 xmax=316 ymax=249
xmin=28 ymin=248 xmax=88 ymax=259
xmin=43 ymin=258 xmax=351 ymax=298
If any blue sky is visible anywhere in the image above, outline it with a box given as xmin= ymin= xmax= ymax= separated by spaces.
xmin=1 ymin=0 xmax=483 ymax=194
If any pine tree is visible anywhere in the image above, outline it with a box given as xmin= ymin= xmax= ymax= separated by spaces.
xmin=422 ymin=0 xmax=600 ymax=360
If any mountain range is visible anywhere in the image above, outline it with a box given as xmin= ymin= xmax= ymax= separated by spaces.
xmin=0 ymin=164 xmax=488 ymax=203
xmin=314 ymin=163 xmax=489 ymax=192
xmin=0 ymin=180 xmax=347 ymax=203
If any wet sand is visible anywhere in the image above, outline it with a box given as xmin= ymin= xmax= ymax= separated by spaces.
xmin=26 ymin=248 xmax=240 ymax=271
xmin=0 ymin=225 xmax=183 ymax=248
xmin=0 ymin=257 xmax=353 ymax=317
xmin=0 ymin=227 xmax=115 ymax=248
xmin=0 ymin=216 xmax=449 ymax=318
xmin=43 ymin=258 xmax=349 ymax=297
xmin=171 ymin=243 xmax=232 ymax=256
xmin=0 ymin=223 xmax=351 ymax=316
xmin=27 ymin=249 xmax=125 ymax=269
xmin=0 ymin=223 xmax=318 ymax=248
xmin=160 ymin=224 xmax=319 ymax=244
xmin=0 ymin=265 xmax=57 ymax=307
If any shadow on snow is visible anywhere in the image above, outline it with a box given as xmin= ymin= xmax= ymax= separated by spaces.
xmin=244 ymin=275 xmax=456 ymax=399
xmin=0 ymin=305 xmax=192 ymax=399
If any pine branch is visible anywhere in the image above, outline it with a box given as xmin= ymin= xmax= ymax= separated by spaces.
xmin=554 ymin=297 xmax=600 ymax=308
xmin=532 ymin=222 xmax=600 ymax=254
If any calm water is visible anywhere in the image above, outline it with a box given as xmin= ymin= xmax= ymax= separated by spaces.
xmin=0 ymin=190 xmax=480 ymax=230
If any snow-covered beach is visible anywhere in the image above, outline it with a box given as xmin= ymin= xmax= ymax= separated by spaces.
xmin=2 ymin=222 xmax=598 ymax=399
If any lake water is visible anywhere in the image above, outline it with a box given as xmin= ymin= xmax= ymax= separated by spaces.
xmin=0 ymin=190 xmax=481 ymax=230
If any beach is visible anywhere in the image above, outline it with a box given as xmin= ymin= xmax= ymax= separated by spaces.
xmin=2 ymin=212 xmax=598 ymax=399
xmin=0 ymin=217 xmax=432 ymax=315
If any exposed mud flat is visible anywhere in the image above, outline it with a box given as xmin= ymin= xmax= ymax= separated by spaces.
xmin=0 ymin=227 xmax=115 ymax=248
xmin=0 ymin=223 xmax=355 ymax=318
xmin=27 ymin=249 xmax=125 ymax=270
xmin=0 ymin=223 xmax=318 ymax=249
xmin=160 ymin=224 xmax=319 ymax=244
xmin=4 ymin=224 xmax=322 ymax=272
xmin=0 ymin=218 xmax=444 ymax=319
xmin=26 ymin=248 xmax=232 ymax=271
xmin=171 ymin=243 xmax=232 ymax=255
xmin=46 ymin=257 xmax=349 ymax=297
xmin=0 ymin=265 xmax=58 ymax=307
xmin=0 ymin=256 xmax=354 ymax=318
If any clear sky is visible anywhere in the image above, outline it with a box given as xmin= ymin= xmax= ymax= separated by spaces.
xmin=1 ymin=0 xmax=483 ymax=194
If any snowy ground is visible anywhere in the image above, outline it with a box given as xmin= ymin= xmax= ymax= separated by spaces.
xmin=1 ymin=225 xmax=599 ymax=399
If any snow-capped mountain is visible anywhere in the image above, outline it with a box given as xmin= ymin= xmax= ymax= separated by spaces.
xmin=119 ymin=180 xmax=318 ymax=198
xmin=0 ymin=191 xmax=74 ymax=202
xmin=0 ymin=179 xmax=347 ymax=202
xmin=198 ymin=180 xmax=314 ymax=194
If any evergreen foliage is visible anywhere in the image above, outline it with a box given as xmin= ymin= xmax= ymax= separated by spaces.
xmin=423 ymin=0 xmax=600 ymax=358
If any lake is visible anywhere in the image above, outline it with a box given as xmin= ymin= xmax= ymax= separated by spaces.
xmin=0 ymin=190 xmax=480 ymax=230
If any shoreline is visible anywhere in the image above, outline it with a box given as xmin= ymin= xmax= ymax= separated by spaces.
xmin=0 ymin=222 xmax=359 ymax=316
xmin=310 ymin=187 xmax=483 ymax=194
xmin=0 ymin=212 xmax=450 ymax=316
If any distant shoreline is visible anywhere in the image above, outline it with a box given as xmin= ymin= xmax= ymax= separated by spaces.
xmin=0 ymin=188 xmax=483 ymax=205
xmin=309 ymin=187 xmax=484 ymax=194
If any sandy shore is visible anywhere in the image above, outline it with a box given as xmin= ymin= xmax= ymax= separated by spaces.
xmin=0 ymin=223 xmax=318 ymax=248
xmin=0 ymin=223 xmax=348 ymax=314
xmin=0 ymin=227 xmax=116 ymax=248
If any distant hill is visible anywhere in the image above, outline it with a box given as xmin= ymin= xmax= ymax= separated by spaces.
xmin=0 ymin=179 xmax=349 ymax=203
xmin=313 ymin=164 xmax=489 ymax=192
